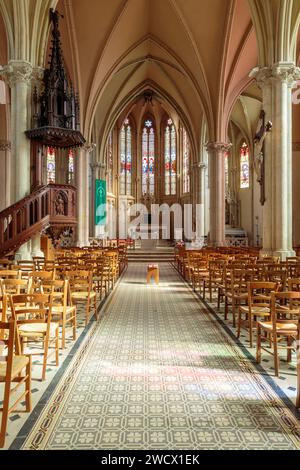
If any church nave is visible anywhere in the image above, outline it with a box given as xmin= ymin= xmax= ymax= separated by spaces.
xmin=4 ymin=263 xmax=300 ymax=451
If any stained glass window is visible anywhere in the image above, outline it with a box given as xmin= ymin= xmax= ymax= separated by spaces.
xmin=240 ymin=142 xmax=250 ymax=189
xmin=164 ymin=119 xmax=176 ymax=195
xmin=183 ymin=129 xmax=190 ymax=193
xmin=120 ymin=119 xmax=132 ymax=196
xmin=107 ymin=132 xmax=113 ymax=193
xmin=68 ymin=149 xmax=74 ymax=184
xmin=47 ymin=147 xmax=56 ymax=184
xmin=142 ymin=119 xmax=155 ymax=195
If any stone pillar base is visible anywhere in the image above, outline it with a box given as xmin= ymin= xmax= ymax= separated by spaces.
xmin=207 ymin=236 xmax=225 ymax=248
xmin=272 ymin=249 xmax=296 ymax=261
xmin=15 ymin=241 xmax=32 ymax=261
xmin=77 ymin=240 xmax=90 ymax=248
xmin=31 ymin=234 xmax=44 ymax=258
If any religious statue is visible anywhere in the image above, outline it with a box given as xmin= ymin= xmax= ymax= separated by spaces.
xmin=55 ymin=193 xmax=65 ymax=215
xmin=253 ymin=111 xmax=272 ymax=184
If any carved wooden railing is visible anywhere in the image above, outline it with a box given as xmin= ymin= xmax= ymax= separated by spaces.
xmin=0 ymin=184 xmax=77 ymax=256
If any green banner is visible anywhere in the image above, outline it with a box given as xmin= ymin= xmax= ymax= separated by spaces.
xmin=95 ymin=179 xmax=106 ymax=226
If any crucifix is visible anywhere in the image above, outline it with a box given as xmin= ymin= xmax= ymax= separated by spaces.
xmin=253 ymin=110 xmax=272 ymax=205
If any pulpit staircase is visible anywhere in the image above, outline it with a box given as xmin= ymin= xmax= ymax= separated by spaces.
xmin=0 ymin=184 xmax=77 ymax=257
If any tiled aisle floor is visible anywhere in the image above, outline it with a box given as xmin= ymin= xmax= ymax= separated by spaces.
xmin=4 ymin=262 xmax=300 ymax=450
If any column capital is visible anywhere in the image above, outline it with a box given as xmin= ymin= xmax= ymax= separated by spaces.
xmin=0 ymin=140 xmax=11 ymax=151
xmin=83 ymin=142 xmax=96 ymax=154
xmin=206 ymin=142 xmax=232 ymax=153
xmin=250 ymin=63 xmax=300 ymax=87
xmin=90 ymin=162 xmax=104 ymax=169
xmin=31 ymin=66 xmax=44 ymax=88
xmin=0 ymin=60 xmax=33 ymax=87
xmin=193 ymin=161 xmax=207 ymax=171
xmin=90 ymin=162 xmax=105 ymax=175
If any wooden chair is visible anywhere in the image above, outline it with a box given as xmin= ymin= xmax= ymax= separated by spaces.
xmin=191 ymin=258 xmax=209 ymax=293
xmin=67 ymin=270 xmax=97 ymax=325
xmin=237 ymin=281 xmax=279 ymax=347
xmin=224 ymin=266 xmax=248 ymax=327
xmin=259 ymin=256 xmax=280 ymax=264
xmin=0 ymin=295 xmax=7 ymax=338
xmin=10 ymin=293 xmax=59 ymax=381
xmin=205 ymin=259 xmax=227 ymax=304
xmin=33 ymin=256 xmax=45 ymax=270
xmin=41 ymin=279 xmax=76 ymax=349
xmin=186 ymin=251 xmax=200 ymax=284
xmin=263 ymin=263 xmax=287 ymax=290
xmin=34 ymin=258 xmax=56 ymax=272
xmin=0 ymin=319 xmax=31 ymax=448
xmin=285 ymin=262 xmax=300 ymax=280
xmin=257 ymin=291 xmax=300 ymax=377
xmin=93 ymin=259 xmax=110 ymax=299
xmin=28 ymin=270 xmax=55 ymax=293
xmin=0 ymin=259 xmax=12 ymax=269
xmin=288 ymin=278 xmax=300 ymax=292
xmin=0 ymin=270 xmax=21 ymax=279
xmin=17 ymin=260 xmax=36 ymax=279
xmin=105 ymin=252 xmax=119 ymax=287
xmin=0 ymin=278 xmax=30 ymax=296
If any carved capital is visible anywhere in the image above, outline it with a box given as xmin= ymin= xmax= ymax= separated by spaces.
xmin=193 ymin=161 xmax=207 ymax=171
xmin=0 ymin=140 xmax=11 ymax=151
xmin=198 ymin=162 xmax=207 ymax=170
xmin=31 ymin=66 xmax=44 ymax=88
xmin=206 ymin=142 xmax=232 ymax=153
xmin=90 ymin=161 xmax=105 ymax=172
xmin=250 ymin=63 xmax=300 ymax=88
xmin=0 ymin=60 xmax=33 ymax=87
xmin=83 ymin=142 xmax=96 ymax=154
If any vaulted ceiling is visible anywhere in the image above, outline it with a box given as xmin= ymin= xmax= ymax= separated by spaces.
xmin=54 ymin=0 xmax=258 ymax=149
xmin=1 ymin=0 xmax=300 ymax=156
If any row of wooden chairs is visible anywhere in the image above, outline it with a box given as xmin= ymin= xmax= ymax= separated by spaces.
xmin=174 ymin=247 xmax=300 ymax=408
xmin=0 ymin=246 xmax=127 ymax=447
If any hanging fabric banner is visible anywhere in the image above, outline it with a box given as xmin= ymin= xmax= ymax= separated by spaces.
xmin=95 ymin=179 xmax=107 ymax=225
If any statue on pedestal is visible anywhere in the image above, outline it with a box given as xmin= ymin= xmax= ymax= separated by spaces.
xmin=253 ymin=110 xmax=272 ymax=205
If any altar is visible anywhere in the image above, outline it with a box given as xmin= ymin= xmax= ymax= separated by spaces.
xmin=128 ymin=224 xmax=169 ymax=240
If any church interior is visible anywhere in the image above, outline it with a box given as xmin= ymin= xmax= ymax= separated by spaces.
xmin=1 ymin=0 xmax=300 ymax=451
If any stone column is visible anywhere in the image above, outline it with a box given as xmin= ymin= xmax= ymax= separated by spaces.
xmin=2 ymin=61 xmax=33 ymax=202
xmin=206 ymin=142 xmax=231 ymax=246
xmin=1 ymin=61 xmax=33 ymax=259
xmin=198 ymin=162 xmax=208 ymax=240
xmin=76 ymin=143 xmax=96 ymax=247
xmin=31 ymin=233 xmax=44 ymax=258
xmin=251 ymin=63 xmax=300 ymax=259
xmin=191 ymin=162 xmax=206 ymax=240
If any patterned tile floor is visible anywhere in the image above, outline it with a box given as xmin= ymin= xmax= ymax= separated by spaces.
xmin=4 ymin=262 xmax=300 ymax=450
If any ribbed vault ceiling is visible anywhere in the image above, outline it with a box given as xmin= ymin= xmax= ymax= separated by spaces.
xmin=55 ymin=0 xmax=258 ymax=145
xmin=1 ymin=0 xmax=300 ymax=151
